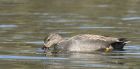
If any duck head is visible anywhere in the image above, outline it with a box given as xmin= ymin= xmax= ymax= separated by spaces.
xmin=42 ymin=33 xmax=63 ymax=50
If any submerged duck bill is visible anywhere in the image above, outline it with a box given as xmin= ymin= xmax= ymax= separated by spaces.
xmin=41 ymin=45 xmax=49 ymax=50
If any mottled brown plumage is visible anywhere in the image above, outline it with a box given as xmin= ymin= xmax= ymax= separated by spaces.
xmin=42 ymin=33 xmax=129 ymax=53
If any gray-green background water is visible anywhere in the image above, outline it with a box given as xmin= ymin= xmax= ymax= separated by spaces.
xmin=0 ymin=0 xmax=140 ymax=69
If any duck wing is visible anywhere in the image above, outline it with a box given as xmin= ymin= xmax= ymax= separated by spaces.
xmin=70 ymin=34 xmax=119 ymax=43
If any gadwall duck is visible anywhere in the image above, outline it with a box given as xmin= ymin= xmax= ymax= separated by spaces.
xmin=42 ymin=33 xmax=129 ymax=53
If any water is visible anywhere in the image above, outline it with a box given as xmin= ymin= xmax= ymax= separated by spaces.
xmin=0 ymin=0 xmax=140 ymax=69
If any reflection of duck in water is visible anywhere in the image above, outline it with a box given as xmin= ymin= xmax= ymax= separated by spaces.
xmin=42 ymin=33 xmax=129 ymax=53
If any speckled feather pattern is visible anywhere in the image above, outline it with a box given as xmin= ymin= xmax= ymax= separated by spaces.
xmin=43 ymin=33 xmax=127 ymax=53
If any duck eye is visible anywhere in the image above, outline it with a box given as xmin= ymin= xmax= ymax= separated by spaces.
xmin=47 ymin=39 xmax=50 ymax=41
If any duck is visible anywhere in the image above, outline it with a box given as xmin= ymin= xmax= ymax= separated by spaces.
xmin=42 ymin=33 xmax=129 ymax=53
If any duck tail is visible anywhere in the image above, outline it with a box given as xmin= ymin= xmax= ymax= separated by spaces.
xmin=118 ymin=38 xmax=131 ymax=43
xmin=111 ymin=38 xmax=130 ymax=50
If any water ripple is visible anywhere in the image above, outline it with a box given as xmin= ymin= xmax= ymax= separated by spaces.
xmin=0 ymin=55 xmax=68 ymax=60
xmin=78 ymin=26 xmax=128 ymax=29
xmin=0 ymin=24 xmax=17 ymax=28
xmin=122 ymin=16 xmax=140 ymax=21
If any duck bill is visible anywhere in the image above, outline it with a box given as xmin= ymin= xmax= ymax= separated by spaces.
xmin=42 ymin=41 xmax=53 ymax=50
xmin=42 ymin=45 xmax=49 ymax=50
xmin=44 ymin=41 xmax=54 ymax=48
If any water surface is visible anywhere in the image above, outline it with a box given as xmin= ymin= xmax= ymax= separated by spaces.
xmin=0 ymin=0 xmax=140 ymax=69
